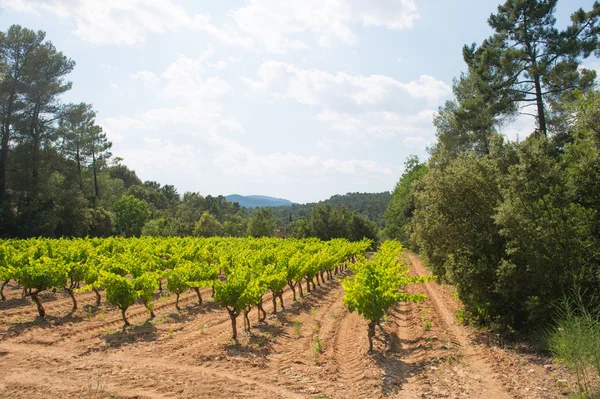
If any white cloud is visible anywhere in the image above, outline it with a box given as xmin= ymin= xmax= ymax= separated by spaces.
xmin=318 ymin=109 xmax=436 ymax=139
xmin=1 ymin=0 xmax=192 ymax=45
xmin=244 ymin=61 xmax=451 ymax=105
xmin=225 ymin=0 xmax=419 ymax=53
xmin=129 ymin=70 xmax=160 ymax=87
xmin=3 ymin=0 xmax=419 ymax=52
xmin=159 ymin=55 xmax=233 ymax=101
xmin=129 ymin=54 xmax=233 ymax=102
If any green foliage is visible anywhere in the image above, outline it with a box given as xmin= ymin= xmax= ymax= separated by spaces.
xmin=295 ymin=204 xmax=378 ymax=243
xmin=384 ymin=155 xmax=428 ymax=245
xmin=99 ymin=272 xmax=138 ymax=325
xmin=194 ymin=211 xmax=224 ymax=237
xmin=134 ymin=272 xmax=159 ymax=317
xmin=247 ymin=208 xmax=276 ymax=237
xmin=16 ymin=255 xmax=69 ymax=293
xmin=343 ymin=241 xmax=431 ymax=351
xmin=114 ymin=194 xmax=150 ymax=237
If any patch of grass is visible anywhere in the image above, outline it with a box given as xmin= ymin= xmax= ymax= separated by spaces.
xmin=78 ymin=374 xmax=109 ymax=399
xmin=548 ymin=294 xmax=600 ymax=398
xmin=97 ymin=307 xmax=106 ymax=320
xmin=310 ymin=307 xmax=317 ymax=318
xmin=420 ymin=309 xmax=432 ymax=331
xmin=293 ymin=319 xmax=302 ymax=338
xmin=328 ymin=311 xmax=336 ymax=319
xmin=312 ymin=335 xmax=323 ymax=361
xmin=159 ymin=292 xmax=170 ymax=302
xmin=455 ymin=308 xmax=465 ymax=324
xmin=423 ymin=319 xmax=432 ymax=331
xmin=167 ymin=328 xmax=174 ymax=339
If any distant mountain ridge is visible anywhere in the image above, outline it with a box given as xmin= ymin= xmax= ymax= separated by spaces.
xmin=225 ymin=194 xmax=294 ymax=208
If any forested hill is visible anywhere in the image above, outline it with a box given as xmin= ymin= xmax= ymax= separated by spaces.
xmin=267 ymin=191 xmax=392 ymax=230
xmin=225 ymin=195 xmax=293 ymax=208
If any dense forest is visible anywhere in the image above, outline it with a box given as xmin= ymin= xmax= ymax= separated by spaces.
xmin=384 ymin=0 xmax=600 ymax=335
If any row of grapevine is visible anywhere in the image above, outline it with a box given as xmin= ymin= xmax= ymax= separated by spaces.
xmin=0 ymin=237 xmax=371 ymax=340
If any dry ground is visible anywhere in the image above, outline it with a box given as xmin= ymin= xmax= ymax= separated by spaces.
xmin=0 ymin=255 xmax=579 ymax=398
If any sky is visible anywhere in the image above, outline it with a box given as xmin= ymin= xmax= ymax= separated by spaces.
xmin=1 ymin=0 xmax=599 ymax=203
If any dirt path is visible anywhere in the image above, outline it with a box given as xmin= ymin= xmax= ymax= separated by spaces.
xmin=0 ymin=257 xmax=579 ymax=398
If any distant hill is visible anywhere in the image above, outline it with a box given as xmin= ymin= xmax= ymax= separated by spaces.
xmin=225 ymin=194 xmax=294 ymax=208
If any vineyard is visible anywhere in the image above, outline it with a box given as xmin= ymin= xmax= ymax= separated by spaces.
xmin=0 ymin=237 xmax=584 ymax=398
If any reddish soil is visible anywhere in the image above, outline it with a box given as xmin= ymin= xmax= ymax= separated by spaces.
xmin=0 ymin=256 xmax=581 ymax=398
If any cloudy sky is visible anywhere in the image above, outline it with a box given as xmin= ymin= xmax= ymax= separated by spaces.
xmin=1 ymin=0 xmax=598 ymax=203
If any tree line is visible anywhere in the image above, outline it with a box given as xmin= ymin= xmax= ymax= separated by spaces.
xmin=384 ymin=0 xmax=600 ymax=333
xmin=0 ymin=25 xmax=379 ymax=243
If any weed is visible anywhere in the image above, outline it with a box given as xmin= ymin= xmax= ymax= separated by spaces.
xmin=97 ymin=307 xmax=106 ymax=320
xmin=548 ymin=294 xmax=600 ymax=398
xmin=167 ymin=328 xmax=174 ymax=339
xmin=420 ymin=308 xmax=432 ymax=331
xmin=455 ymin=308 xmax=465 ymax=324
xmin=423 ymin=319 xmax=432 ymax=331
xmin=293 ymin=319 xmax=302 ymax=338
xmin=310 ymin=307 xmax=317 ymax=318
xmin=78 ymin=373 xmax=107 ymax=399
xmin=312 ymin=335 xmax=323 ymax=360
xmin=328 ymin=311 xmax=336 ymax=319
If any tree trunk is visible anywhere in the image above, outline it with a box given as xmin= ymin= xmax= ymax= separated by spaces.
xmin=211 ymin=284 xmax=215 ymax=297
xmin=92 ymin=151 xmax=99 ymax=198
xmin=228 ymin=308 xmax=238 ymax=341
xmin=67 ymin=288 xmax=77 ymax=311
xmin=175 ymin=293 xmax=181 ymax=311
xmin=76 ymin=143 xmax=82 ymax=190
xmin=533 ymin=72 xmax=547 ymax=136
xmin=1 ymin=279 xmax=9 ymax=301
xmin=288 ymin=281 xmax=296 ymax=301
xmin=30 ymin=105 xmax=41 ymax=194
xmin=244 ymin=307 xmax=251 ymax=332
xmin=315 ymin=273 xmax=321 ymax=287
xmin=298 ymin=280 xmax=303 ymax=297
xmin=31 ymin=291 xmax=45 ymax=318
xmin=278 ymin=292 xmax=284 ymax=310
xmin=257 ymin=302 xmax=266 ymax=322
xmin=193 ymin=287 xmax=202 ymax=304
xmin=306 ymin=277 xmax=311 ymax=293
xmin=272 ymin=291 xmax=277 ymax=314
xmin=121 ymin=308 xmax=130 ymax=326
xmin=367 ymin=321 xmax=376 ymax=353
xmin=144 ymin=300 xmax=155 ymax=319
xmin=0 ymin=91 xmax=15 ymax=202
xmin=93 ymin=287 xmax=101 ymax=306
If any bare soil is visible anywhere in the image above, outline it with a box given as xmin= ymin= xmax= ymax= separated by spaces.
xmin=0 ymin=256 xmax=580 ymax=398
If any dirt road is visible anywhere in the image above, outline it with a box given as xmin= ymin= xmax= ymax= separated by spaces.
xmin=0 ymin=256 xmax=575 ymax=398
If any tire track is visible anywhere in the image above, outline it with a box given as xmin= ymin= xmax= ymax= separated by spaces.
xmin=407 ymin=253 xmax=511 ymax=399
